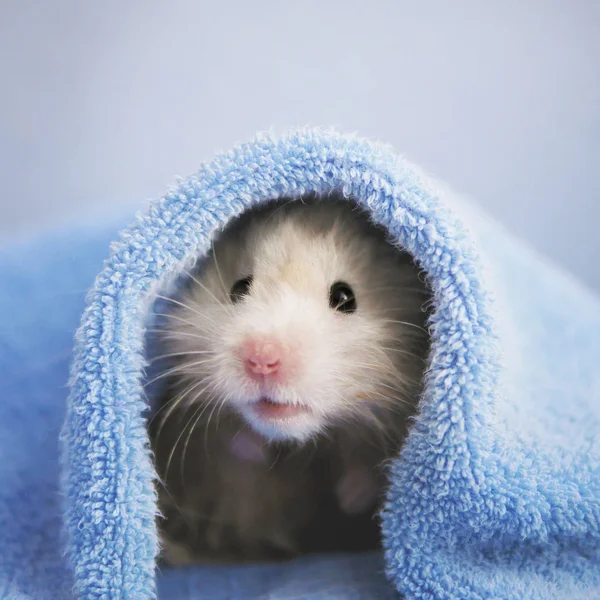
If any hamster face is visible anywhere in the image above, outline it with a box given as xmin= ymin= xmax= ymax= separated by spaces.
xmin=158 ymin=199 xmax=428 ymax=443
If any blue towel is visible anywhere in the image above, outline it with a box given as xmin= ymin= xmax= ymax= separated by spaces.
xmin=1 ymin=129 xmax=599 ymax=600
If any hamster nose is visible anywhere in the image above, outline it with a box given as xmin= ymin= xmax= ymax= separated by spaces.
xmin=242 ymin=339 xmax=283 ymax=379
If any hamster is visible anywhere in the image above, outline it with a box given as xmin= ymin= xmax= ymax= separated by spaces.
xmin=148 ymin=194 xmax=430 ymax=564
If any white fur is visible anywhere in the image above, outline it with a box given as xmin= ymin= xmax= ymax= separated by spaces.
xmin=161 ymin=198 xmax=427 ymax=444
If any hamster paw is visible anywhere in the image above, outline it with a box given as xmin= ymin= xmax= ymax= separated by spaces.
xmin=336 ymin=466 xmax=379 ymax=515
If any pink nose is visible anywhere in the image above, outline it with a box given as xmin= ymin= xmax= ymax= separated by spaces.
xmin=242 ymin=339 xmax=283 ymax=379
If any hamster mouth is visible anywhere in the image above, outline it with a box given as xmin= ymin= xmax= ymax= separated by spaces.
xmin=253 ymin=396 xmax=310 ymax=420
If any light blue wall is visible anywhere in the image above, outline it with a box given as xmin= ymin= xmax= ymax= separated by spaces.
xmin=1 ymin=1 xmax=598 ymax=289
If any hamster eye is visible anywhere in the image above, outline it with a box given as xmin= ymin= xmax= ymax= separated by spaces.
xmin=329 ymin=281 xmax=356 ymax=313
xmin=230 ymin=276 xmax=253 ymax=303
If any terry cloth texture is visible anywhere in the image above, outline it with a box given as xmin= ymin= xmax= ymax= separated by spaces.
xmin=0 ymin=129 xmax=599 ymax=600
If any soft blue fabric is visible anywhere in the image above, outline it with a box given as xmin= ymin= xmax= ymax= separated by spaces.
xmin=0 ymin=129 xmax=599 ymax=600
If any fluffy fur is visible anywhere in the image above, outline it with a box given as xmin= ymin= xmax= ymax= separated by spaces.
xmin=150 ymin=197 xmax=429 ymax=563
xmin=157 ymin=198 xmax=427 ymax=438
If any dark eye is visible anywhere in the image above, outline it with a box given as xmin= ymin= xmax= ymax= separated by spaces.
xmin=329 ymin=281 xmax=356 ymax=313
xmin=230 ymin=276 xmax=253 ymax=303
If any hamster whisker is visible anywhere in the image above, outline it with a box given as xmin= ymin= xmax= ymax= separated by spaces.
xmin=204 ymin=391 xmax=233 ymax=457
xmin=341 ymin=360 xmax=389 ymax=374
xmin=144 ymin=364 xmax=193 ymax=388
xmin=378 ymin=318 xmax=429 ymax=334
xmin=164 ymin=402 xmax=204 ymax=483
xmin=379 ymin=346 xmax=425 ymax=361
xmin=264 ymin=197 xmax=299 ymax=225
xmin=341 ymin=361 xmax=413 ymax=388
xmin=377 ymin=371 xmax=409 ymax=393
xmin=328 ymin=370 xmax=414 ymax=411
xmin=266 ymin=444 xmax=283 ymax=472
xmin=149 ymin=378 xmax=204 ymax=429
xmin=181 ymin=392 xmax=222 ymax=480
xmin=153 ymin=311 xmax=218 ymax=334
xmin=182 ymin=266 xmax=233 ymax=316
xmin=366 ymin=395 xmax=414 ymax=416
xmin=357 ymin=389 xmax=414 ymax=417
xmin=208 ymin=242 xmax=232 ymax=303
xmin=155 ymin=294 xmax=220 ymax=323
xmin=143 ymin=359 xmax=215 ymax=388
xmin=156 ymin=482 xmax=195 ymax=529
xmin=146 ymin=328 xmax=214 ymax=343
xmin=165 ymin=392 xmax=216 ymax=483
xmin=359 ymin=386 xmax=412 ymax=408
xmin=154 ymin=379 xmax=212 ymax=446
xmin=150 ymin=350 xmax=214 ymax=364
xmin=215 ymin=391 xmax=233 ymax=428
xmin=203 ymin=396 xmax=223 ymax=446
